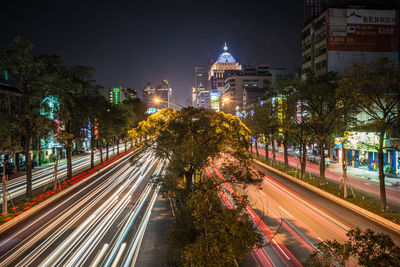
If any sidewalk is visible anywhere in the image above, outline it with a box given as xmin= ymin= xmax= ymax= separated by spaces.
xmin=328 ymin=162 xmax=400 ymax=187
xmin=251 ymin=145 xmax=400 ymax=187
xmin=135 ymin=195 xmax=172 ymax=266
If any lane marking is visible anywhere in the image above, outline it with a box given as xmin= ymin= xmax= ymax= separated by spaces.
xmin=279 ymin=206 xmax=293 ymax=218
xmin=262 ymin=178 xmax=351 ymax=232
xmin=91 ymin=243 xmax=109 ymax=267
xmin=271 ymin=239 xmax=290 ymax=261
xmin=111 ymin=243 xmax=126 ymax=267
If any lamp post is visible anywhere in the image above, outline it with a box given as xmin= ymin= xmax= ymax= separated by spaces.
xmin=222 ymin=97 xmax=239 ymax=114
xmin=153 ymin=97 xmax=184 ymax=109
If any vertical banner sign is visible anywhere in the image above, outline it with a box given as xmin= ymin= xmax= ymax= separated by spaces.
xmin=113 ymin=87 xmax=120 ymax=104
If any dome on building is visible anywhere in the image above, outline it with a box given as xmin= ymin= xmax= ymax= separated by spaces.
xmin=209 ymin=43 xmax=241 ymax=79
xmin=217 ymin=52 xmax=236 ymax=63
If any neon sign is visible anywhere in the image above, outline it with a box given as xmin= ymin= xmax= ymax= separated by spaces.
xmin=113 ymin=87 xmax=120 ymax=104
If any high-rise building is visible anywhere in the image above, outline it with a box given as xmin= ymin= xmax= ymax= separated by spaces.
xmin=194 ymin=66 xmax=209 ymax=108
xmin=301 ymin=8 xmax=399 ymax=76
xmin=209 ymin=43 xmax=241 ymax=91
xmin=208 ymin=43 xmax=241 ymax=111
xmin=223 ymin=64 xmax=272 ymax=113
xmin=269 ymin=68 xmax=301 ymax=84
xmin=99 ymin=86 xmax=128 ymax=105
xmin=143 ymin=82 xmax=156 ymax=112
xmin=156 ymin=80 xmax=172 ymax=109
xmin=304 ymin=0 xmax=328 ymax=24
xmin=142 ymin=80 xmax=172 ymax=113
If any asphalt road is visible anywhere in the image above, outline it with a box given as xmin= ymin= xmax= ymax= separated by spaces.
xmin=250 ymin=146 xmax=400 ymax=212
xmin=211 ymin=154 xmax=400 ymax=266
xmin=1 ymin=144 xmax=129 ymax=205
xmin=0 ymin=147 xmax=165 ymax=267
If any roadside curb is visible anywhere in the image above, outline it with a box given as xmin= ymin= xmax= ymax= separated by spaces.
xmin=0 ymin=149 xmax=135 ymax=234
xmin=253 ymin=158 xmax=400 ymax=235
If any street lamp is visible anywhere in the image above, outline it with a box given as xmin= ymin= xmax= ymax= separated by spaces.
xmin=153 ymin=97 xmax=184 ymax=109
xmin=221 ymin=97 xmax=240 ymax=115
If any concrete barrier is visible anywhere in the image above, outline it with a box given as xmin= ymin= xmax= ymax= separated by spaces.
xmin=253 ymin=158 xmax=400 ymax=235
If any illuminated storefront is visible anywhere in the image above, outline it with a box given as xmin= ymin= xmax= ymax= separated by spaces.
xmin=343 ymin=132 xmax=396 ymax=174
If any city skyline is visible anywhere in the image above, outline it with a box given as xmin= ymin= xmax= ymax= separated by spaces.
xmin=0 ymin=0 xmax=303 ymax=106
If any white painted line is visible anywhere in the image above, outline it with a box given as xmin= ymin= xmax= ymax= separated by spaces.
xmin=111 ymin=243 xmax=126 ymax=267
xmin=91 ymin=243 xmax=109 ymax=267
xmin=279 ymin=206 xmax=293 ymax=218
xmin=272 ymin=239 xmax=290 ymax=261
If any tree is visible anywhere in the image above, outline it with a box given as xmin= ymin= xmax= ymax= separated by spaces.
xmin=334 ymin=83 xmax=359 ymax=198
xmin=297 ymin=72 xmax=342 ymax=185
xmin=181 ymin=181 xmax=263 ymax=266
xmin=307 ymin=228 xmax=400 ymax=266
xmin=339 ymin=58 xmax=400 ymax=211
xmin=0 ymin=94 xmax=22 ymax=213
xmin=241 ymin=106 xmax=262 ymax=159
xmin=121 ymin=88 xmax=147 ymax=149
xmin=275 ymin=78 xmax=299 ymax=170
xmin=249 ymin=100 xmax=280 ymax=163
xmin=53 ymin=65 xmax=96 ymax=180
xmin=130 ymin=107 xmax=257 ymax=191
xmin=0 ymin=37 xmax=58 ymax=200
xmin=81 ymin=93 xmax=108 ymax=168
xmin=129 ymin=107 xmax=262 ymax=265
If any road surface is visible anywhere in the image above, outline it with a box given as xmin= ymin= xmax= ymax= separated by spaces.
xmin=0 ymin=147 xmax=165 ymax=267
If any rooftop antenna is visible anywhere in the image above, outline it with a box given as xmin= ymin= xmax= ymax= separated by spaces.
xmin=223 ymin=42 xmax=228 ymax=51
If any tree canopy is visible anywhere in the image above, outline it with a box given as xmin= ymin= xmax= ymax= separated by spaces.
xmin=129 ymin=107 xmax=263 ymax=265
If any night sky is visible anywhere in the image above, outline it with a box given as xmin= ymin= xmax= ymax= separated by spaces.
xmin=1 ymin=0 xmax=303 ymax=106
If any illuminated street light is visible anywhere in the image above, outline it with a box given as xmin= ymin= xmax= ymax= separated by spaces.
xmin=153 ymin=97 xmax=184 ymax=108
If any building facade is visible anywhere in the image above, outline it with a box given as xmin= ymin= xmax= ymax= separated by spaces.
xmin=208 ymin=43 xmax=241 ymax=111
xmin=142 ymin=80 xmax=172 ymax=113
xmin=223 ymin=65 xmax=272 ymax=112
xmin=301 ymin=7 xmax=400 ymax=175
xmin=302 ymin=8 xmax=399 ymax=76
xmin=194 ymin=66 xmax=210 ymax=108
xmin=304 ymin=0 xmax=328 ymax=24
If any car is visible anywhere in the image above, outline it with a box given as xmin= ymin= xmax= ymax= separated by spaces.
xmin=73 ymin=149 xmax=86 ymax=155
xmin=314 ymin=156 xmax=331 ymax=166
xmin=20 ymin=160 xmax=38 ymax=170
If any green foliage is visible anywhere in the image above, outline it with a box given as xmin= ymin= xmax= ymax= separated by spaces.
xmin=308 ymin=228 xmax=400 ymax=266
xmin=131 ymin=107 xmax=263 ymax=265
xmin=130 ymin=107 xmax=253 ymax=189
xmin=167 ymin=181 xmax=263 ymax=266
xmin=339 ymin=58 xmax=400 ymax=211
xmin=0 ymin=37 xmax=60 ymax=199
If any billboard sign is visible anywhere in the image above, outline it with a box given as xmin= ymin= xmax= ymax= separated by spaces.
xmin=327 ymin=9 xmax=398 ymax=52
xmin=210 ymin=91 xmax=220 ymax=111
xmin=335 ymin=137 xmax=343 ymax=148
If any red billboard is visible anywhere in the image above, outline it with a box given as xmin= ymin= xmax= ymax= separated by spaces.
xmin=327 ymin=9 xmax=398 ymax=52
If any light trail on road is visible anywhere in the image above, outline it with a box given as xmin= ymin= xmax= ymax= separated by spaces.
xmin=1 ymin=145 xmax=128 ymax=205
xmin=205 ymin=165 xmax=302 ymax=267
xmin=249 ymin=147 xmax=400 ymax=210
xmin=0 ymin=147 xmax=166 ymax=267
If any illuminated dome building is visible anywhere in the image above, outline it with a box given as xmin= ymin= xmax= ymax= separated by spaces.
xmin=208 ymin=43 xmax=241 ymax=111
xmin=209 ymin=43 xmax=241 ymax=89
